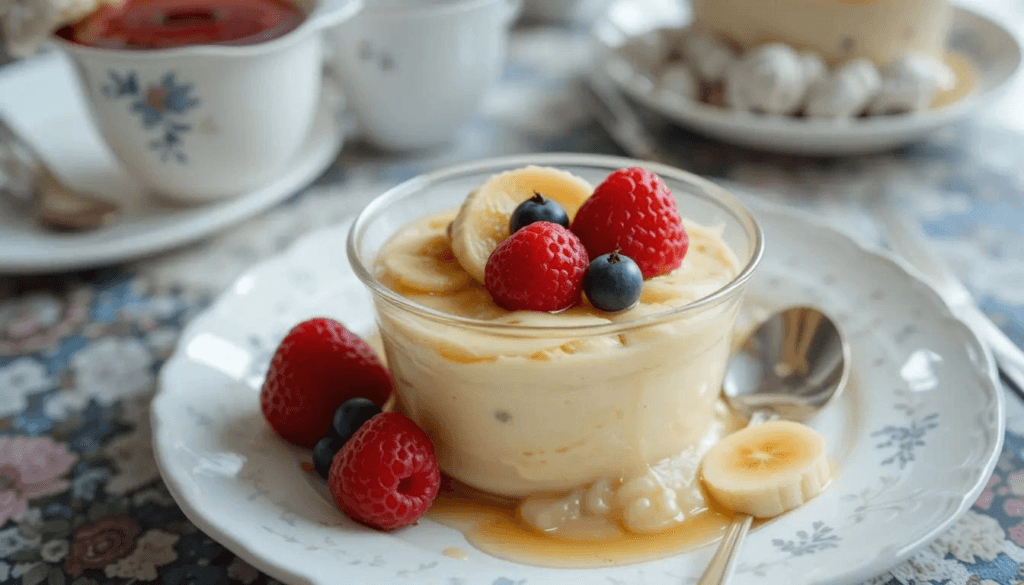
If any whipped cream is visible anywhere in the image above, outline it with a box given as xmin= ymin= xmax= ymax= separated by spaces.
xmin=724 ymin=43 xmax=825 ymax=115
xmin=804 ymin=58 xmax=882 ymax=119
xmin=868 ymin=53 xmax=957 ymax=115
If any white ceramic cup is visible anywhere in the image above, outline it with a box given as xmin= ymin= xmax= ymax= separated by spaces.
xmin=327 ymin=0 xmax=519 ymax=151
xmin=54 ymin=0 xmax=362 ymax=203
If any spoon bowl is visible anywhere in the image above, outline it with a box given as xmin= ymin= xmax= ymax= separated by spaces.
xmin=724 ymin=305 xmax=850 ymax=422
xmin=698 ymin=305 xmax=849 ymax=585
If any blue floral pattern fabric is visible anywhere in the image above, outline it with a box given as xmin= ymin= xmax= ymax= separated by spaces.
xmin=1 ymin=24 xmax=1024 ymax=585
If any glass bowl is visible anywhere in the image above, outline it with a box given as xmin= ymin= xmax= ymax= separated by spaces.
xmin=347 ymin=153 xmax=763 ymax=499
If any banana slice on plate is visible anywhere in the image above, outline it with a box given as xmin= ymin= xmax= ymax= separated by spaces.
xmin=450 ymin=166 xmax=594 ymax=283
xmin=701 ymin=420 xmax=830 ymax=518
xmin=380 ymin=222 xmax=472 ymax=294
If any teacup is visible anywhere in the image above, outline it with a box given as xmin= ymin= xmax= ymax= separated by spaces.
xmin=326 ymin=0 xmax=520 ymax=151
xmin=54 ymin=0 xmax=362 ymax=203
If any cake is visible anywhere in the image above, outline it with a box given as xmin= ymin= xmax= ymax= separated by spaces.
xmin=692 ymin=0 xmax=952 ymax=68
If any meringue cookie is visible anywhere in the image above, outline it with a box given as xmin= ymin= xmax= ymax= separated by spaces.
xmin=678 ymin=29 xmax=737 ymax=83
xmin=724 ymin=43 xmax=824 ymax=115
xmin=804 ymin=58 xmax=882 ymax=119
xmin=868 ymin=53 xmax=957 ymax=115
xmin=658 ymin=64 xmax=699 ymax=102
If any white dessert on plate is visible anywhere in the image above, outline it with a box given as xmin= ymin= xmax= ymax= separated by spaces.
xmin=648 ymin=0 xmax=965 ymax=119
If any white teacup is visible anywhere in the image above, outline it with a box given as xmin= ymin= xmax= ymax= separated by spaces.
xmin=54 ymin=0 xmax=362 ymax=203
xmin=327 ymin=0 xmax=520 ymax=151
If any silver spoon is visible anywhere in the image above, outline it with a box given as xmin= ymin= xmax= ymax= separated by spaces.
xmin=697 ymin=305 xmax=850 ymax=585
xmin=1 ymin=115 xmax=119 ymax=231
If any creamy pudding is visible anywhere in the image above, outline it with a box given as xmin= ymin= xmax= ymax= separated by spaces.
xmin=347 ymin=158 xmax=762 ymax=541
xmin=375 ymin=209 xmax=743 ymax=531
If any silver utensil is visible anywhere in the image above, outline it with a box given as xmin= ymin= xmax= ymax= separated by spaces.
xmin=699 ymin=306 xmax=850 ymax=585
xmin=0 ymin=115 xmax=120 ymax=231
xmin=876 ymin=188 xmax=1024 ymax=397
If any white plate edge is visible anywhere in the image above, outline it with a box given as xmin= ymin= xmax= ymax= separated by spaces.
xmin=150 ymin=192 xmax=1006 ymax=585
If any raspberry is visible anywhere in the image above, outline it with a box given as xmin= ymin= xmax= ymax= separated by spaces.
xmin=328 ymin=412 xmax=441 ymax=531
xmin=260 ymin=318 xmax=392 ymax=447
xmin=484 ymin=221 xmax=589 ymax=312
xmin=570 ymin=167 xmax=688 ymax=279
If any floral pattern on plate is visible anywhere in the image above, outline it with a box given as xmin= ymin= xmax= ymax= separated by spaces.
xmin=150 ymin=189 xmax=1003 ymax=585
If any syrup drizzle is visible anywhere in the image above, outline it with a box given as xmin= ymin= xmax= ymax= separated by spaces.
xmin=426 ymin=478 xmax=742 ymax=569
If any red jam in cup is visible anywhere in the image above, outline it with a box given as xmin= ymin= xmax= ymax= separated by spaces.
xmin=56 ymin=0 xmax=306 ymax=49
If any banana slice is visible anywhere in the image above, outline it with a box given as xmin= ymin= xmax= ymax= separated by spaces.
xmin=700 ymin=420 xmax=830 ymax=518
xmin=450 ymin=166 xmax=594 ymax=283
xmin=380 ymin=220 xmax=472 ymax=294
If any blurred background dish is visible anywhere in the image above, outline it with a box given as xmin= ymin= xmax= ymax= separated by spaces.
xmin=51 ymin=0 xmax=360 ymax=202
xmin=326 ymin=0 xmax=519 ymax=151
xmin=0 ymin=51 xmax=344 ymax=273
xmin=590 ymin=0 xmax=1021 ymax=155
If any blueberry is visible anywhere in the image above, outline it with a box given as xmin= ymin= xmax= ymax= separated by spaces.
xmin=313 ymin=435 xmax=343 ymax=479
xmin=509 ymin=192 xmax=569 ymax=233
xmin=584 ymin=251 xmax=644 ymax=312
xmin=330 ymin=397 xmax=383 ymax=444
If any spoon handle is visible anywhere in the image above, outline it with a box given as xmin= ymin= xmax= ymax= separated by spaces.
xmin=696 ymin=514 xmax=754 ymax=585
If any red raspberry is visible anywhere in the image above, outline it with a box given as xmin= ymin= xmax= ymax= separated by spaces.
xmin=484 ymin=222 xmax=589 ymax=312
xmin=328 ymin=412 xmax=440 ymax=531
xmin=260 ymin=318 xmax=392 ymax=448
xmin=571 ymin=167 xmax=688 ymax=279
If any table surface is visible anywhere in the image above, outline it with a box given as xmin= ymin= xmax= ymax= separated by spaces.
xmin=3 ymin=4 xmax=1024 ymax=584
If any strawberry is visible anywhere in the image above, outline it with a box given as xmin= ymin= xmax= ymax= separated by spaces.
xmin=328 ymin=412 xmax=440 ymax=531
xmin=570 ymin=167 xmax=688 ymax=279
xmin=260 ymin=318 xmax=391 ymax=447
xmin=483 ymin=221 xmax=589 ymax=312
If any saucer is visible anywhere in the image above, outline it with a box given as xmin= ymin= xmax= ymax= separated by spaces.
xmin=0 ymin=51 xmax=344 ymax=274
xmin=590 ymin=0 xmax=1022 ymax=155
xmin=151 ymin=193 xmax=1001 ymax=585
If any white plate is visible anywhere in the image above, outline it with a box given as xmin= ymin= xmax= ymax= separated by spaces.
xmin=591 ymin=0 xmax=1022 ymax=155
xmin=0 ymin=51 xmax=344 ymax=274
xmin=151 ymin=193 xmax=1003 ymax=585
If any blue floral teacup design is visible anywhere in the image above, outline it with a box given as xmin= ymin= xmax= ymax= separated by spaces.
xmin=103 ymin=71 xmax=201 ymax=164
xmin=53 ymin=0 xmax=363 ymax=202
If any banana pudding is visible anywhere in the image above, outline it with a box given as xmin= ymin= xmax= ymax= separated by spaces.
xmin=347 ymin=156 xmax=762 ymax=544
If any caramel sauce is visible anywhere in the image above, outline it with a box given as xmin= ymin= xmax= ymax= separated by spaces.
xmin=426 ymin=478 xmax=744 ymax=569
xmin=932 ymin=51 xmax=978 ymax=109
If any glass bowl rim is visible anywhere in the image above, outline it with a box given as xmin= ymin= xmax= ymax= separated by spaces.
xmin=346 ymin=152 xmax=765 ymax=335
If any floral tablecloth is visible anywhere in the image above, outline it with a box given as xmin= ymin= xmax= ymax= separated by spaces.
xmin=2 ymin=15 xmax=1024 ymax=585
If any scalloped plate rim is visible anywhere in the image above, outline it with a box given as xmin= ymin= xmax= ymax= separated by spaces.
xmin=152 ymin=187 xmax=1003 ymax=585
